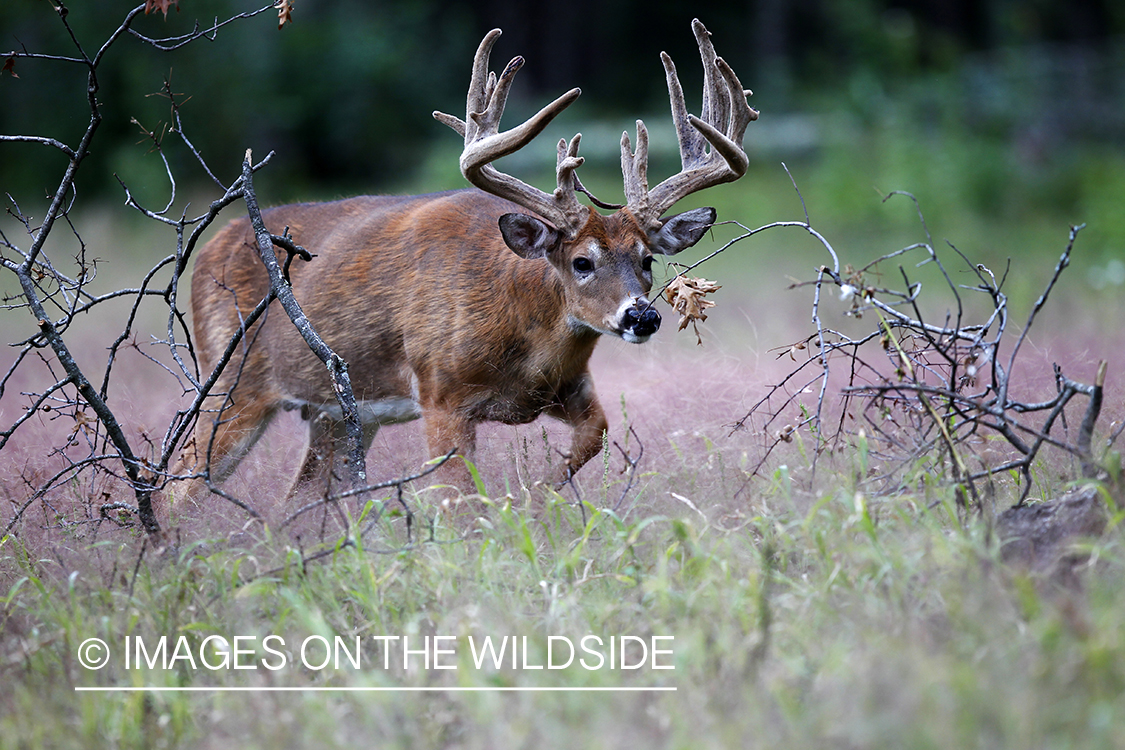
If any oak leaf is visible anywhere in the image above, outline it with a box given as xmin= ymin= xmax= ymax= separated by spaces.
xmin=275 ymin=0 xmax=295 ymax=29
xmin=663 ymin=274 xmax=721 ymax=346
xmin=144 ymin=0 xmax=179 ymax=20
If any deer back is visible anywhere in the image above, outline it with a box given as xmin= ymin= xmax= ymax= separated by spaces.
xmin=191 ymin=189 xmax=669 ymax=422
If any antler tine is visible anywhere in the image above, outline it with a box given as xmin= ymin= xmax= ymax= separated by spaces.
xmin=694 ymin=21 xmax=723 ymax=152
xmin=433 ymin=28 xmax=588 ymax=238
xmin=556 ymin=134 xmax=584 ymax=198
xmin=621 ymin=120 xmax=650 ymax=210
xmin=467 ymin=29 xmax=502 ymax=131
xmin=433 ymin=29 xmax=502 ymax=138
xmin=625 ymin=18 xmax=758 ymax=232
xmin=661 ymin=51 xmax=703 ymax=168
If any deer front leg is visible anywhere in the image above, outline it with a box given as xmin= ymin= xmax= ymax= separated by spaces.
xmin=549 ymin=376 xmax=608 ymax=486
xmin=423 ymin=407 xmax=479 ymax=494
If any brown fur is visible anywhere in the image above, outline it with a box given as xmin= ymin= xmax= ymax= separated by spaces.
xmin=172 ymin=188 xmax=676 ymax=507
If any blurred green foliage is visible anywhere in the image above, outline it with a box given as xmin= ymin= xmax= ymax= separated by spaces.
xmin=2 ymin=0 xmax=1124 ymax=260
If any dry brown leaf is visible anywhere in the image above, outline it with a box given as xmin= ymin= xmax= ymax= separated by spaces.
xmin=2 ymin=57 xmax=18 ymax=78
xmin=68 ymin=410 xmax=94 ymax=442
xmin=663 ymin=274 xmax=721 ymax=345
xmin=275 ymin=0 xmax=295 ymax=29
xmin=144 ymin=0 xmax=179 ymax=19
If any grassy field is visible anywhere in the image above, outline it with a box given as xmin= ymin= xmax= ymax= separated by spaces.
xmin=3 ymin=116 xmax=1125 ymax=748
xmin=2 ymin=454 xmax=1123 ymax=748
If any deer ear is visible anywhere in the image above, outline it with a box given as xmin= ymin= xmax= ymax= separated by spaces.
xmin=499 ymin=213 xmax=562 ymax=259
xmin=648 ymin=207 xmax=716 ymax=255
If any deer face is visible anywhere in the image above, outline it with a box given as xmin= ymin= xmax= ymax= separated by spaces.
xmin=436 ymin=19 xmax=752 ymax=346
xmin=499 ymin=206 xmax=715 ymax=343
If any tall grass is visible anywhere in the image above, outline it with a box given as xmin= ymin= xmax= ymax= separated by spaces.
xmin=2 ymin=465 xmax=1123 ymax=748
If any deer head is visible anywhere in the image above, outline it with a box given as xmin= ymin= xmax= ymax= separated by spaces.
xmin=434 ymin=18 xmax=758 ymax=343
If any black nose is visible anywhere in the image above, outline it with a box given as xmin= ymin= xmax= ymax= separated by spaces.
xmin=623 ymin=303 xmax=661 ymax=338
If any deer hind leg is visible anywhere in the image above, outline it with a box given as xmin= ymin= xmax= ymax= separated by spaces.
xmin=288 ymin=404 xmax=380 ymax=500
xmin=288 ymin=397 xmax=420 ymax=500
xmin=171 ymin=396 xmax=281 ymax=506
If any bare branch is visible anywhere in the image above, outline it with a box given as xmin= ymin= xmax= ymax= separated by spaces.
xmin=239 ymin=150 xmax=367 ymax=489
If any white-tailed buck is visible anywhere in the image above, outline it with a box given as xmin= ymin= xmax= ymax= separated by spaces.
xmin=177 ymin=18 xmax=756 ymax=502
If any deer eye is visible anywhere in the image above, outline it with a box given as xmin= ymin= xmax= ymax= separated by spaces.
xmin=641 ymin=256 xmax=654 ymax=273
xmin=572 ymin=257 xmax=594 ymax=274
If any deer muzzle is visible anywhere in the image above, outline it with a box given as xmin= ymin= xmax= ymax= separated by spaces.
xmin=620 ymin=299 xmax=661 ymax=342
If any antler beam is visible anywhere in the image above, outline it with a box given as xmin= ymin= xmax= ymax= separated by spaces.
xmin=433 ymin=29 xmax=589 ymax=238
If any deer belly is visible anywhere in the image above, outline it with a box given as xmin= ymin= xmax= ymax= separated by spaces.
xmin=285 ymin=397 xmax=422 ymax=426
xmin=470 ymin=387 xmax=564 ymax=426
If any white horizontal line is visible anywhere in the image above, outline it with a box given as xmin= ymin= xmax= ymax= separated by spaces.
xmin=75 ymin=686 xmax=676 ymax=693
